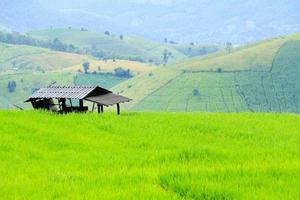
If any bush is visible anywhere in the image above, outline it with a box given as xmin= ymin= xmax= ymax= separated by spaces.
xmin=114 ymin=67 xmax=132 ymax=78
xmin=7 ymin=81 xmax=17 ymax=93
xmin=193 ymin=89 xmax=200 ymax=96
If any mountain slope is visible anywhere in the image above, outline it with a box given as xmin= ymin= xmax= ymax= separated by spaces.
xmin=28 ymin=28 xmax=187 ymax=64
xmin=0 ymin=42 xmax=153 ymax=109
xmin=0 ymin=42 xmax=153 ymax=73
xmin=113 ymin=34 xmax=300 ymax=113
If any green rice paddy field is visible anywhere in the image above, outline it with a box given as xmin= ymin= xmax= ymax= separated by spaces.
xmin=0 ymin=111 xmax=299 ymax=199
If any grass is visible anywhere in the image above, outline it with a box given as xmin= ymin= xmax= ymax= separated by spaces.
xmin=0 ymin=111 xmax=299 ymax=199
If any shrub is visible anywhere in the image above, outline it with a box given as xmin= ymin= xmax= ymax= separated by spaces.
xmin=7 ymin=81 xmax=17 ymax=93
xmin=193 ymin=89 xmax=200 ymax=96
xmin=114 ymin=67 xmax=132 ymax=78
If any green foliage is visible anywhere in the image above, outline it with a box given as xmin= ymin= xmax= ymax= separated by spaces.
xmin=0 ymin=111 xmax=299 ymax=199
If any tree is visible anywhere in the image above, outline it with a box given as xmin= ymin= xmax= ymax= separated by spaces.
xmin=226 ymin=42 xmax=232 ymax=53
xmin=7 ymin=81 xmax=17 ymax=93
xmin=82 ymin=62 xmax=90 ymax=74
xmin=163 ymin=49 xmax=169 ymax=65
xmin=201 ymin=47 xmax=207 ymax=55
xmin=119 ymin=35 xmax=124 ymax=40
xmin=164 ymin=38 xmax=168 ymax=43
xmin=104 ymin=30 xmax=110 ymax=35
xmin=51 ymin=38 xmax=67 ymax=51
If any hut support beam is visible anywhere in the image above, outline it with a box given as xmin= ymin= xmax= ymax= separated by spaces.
xmin=79 ymin=99 xmax=84 ymax=110
xmin=117 ymin=103 xmax=120 ymax=115
xmin=97 ymin=104 xmax=104 ymax=114
xmin=61 ymin=98 xmax=66 ymax=112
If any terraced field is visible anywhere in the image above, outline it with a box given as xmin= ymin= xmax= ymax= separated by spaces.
xmin=134 ymin=72 xmax=248 ymax=112
xmin=114 ymin=35 xmax=300 ymax=113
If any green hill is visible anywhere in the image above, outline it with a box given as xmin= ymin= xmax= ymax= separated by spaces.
xmin=0 ymin=42 xmax=154 ymax=109
xmin=27 ymin=28 xmax=188 ymax=64
xmin=0 ymin=111 xmax=299 ymax=199
xmin=113 ymin=34 xmax=300 ymax=112
xmin=0 ymin=42 xmax=88 ymax=72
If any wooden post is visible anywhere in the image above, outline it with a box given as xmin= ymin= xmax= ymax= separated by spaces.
xmin=117 ymin=103 xmax=120 ymax=115
xmin=101 ymin=105 xmax=104 ymax=113
xmin=97 ymin=104 xmax=100 ymax=114
xmin=61 ymin=98 xmax=66 ymax=112
xmin=79 ymin=99 xmax=83 ymax=111
xmin=31 ymin=100 xmax=36 ymax=109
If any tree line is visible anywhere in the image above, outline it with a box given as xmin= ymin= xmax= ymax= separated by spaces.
xmin=0 ymin=32 xmax=81 ymax=54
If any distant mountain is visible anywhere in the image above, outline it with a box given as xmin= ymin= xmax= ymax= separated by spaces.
xmin=0 ymin=0 xmax=300 ymax=44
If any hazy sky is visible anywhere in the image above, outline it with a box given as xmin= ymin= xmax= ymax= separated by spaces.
xmin=1 ymin=0 xmax=300 ymax=43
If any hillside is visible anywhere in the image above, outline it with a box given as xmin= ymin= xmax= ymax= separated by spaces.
xmin=113 ymin=34 xmax=300 ymax=112
xmin=0 ymin=111 xmax=299 ymax=199
xmin=0 ymin=42 xmax=153 ymax=73
xmin=0 ymin=42 xmax=154 ymax=109
xmin=27 ymin=28 xmax=187 ymax=64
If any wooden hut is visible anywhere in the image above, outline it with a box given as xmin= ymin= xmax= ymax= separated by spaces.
xmin=25 ymin=86 xmax=131 ymax=115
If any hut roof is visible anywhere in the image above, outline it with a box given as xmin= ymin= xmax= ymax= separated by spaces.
xmin=26 ymin=86 xmax=131 ymax=106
